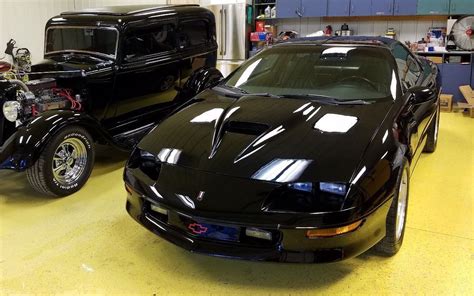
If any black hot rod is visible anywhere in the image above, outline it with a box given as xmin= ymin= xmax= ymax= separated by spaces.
xmin=0 ymin=5 xmax=222 ymax=196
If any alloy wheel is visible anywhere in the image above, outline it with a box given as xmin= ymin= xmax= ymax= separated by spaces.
xmin=395 ymin=169 xmax=408 ymax=241
xmin=52 ymin=138 xmax=88 ymax=187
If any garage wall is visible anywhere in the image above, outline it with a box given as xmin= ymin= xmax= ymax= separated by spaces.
xmin=277 ymin=17 xmax=448 ymax=44
xmin=0 ymin=0 xmax=75 ymax=63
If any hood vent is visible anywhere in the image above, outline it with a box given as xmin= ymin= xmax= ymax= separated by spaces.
xmin=224 ymin=121 xmax=269 ymax=136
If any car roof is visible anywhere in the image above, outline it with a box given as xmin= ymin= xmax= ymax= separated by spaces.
xmin=48 ymin=5 xmax=212 ymax=29
xmin=279 ymin=36 xmax=398 ymax=49
xmin=60 ymin=4 xmax=200 ymax=17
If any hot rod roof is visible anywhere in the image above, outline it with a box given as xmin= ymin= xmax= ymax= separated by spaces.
xmin=60 ymin=4 xmax=200 ymax=17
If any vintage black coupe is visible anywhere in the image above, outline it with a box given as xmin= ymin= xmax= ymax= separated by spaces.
xmin=125 ymin=37 xmax=440 ymax=263
xmin=0 ymin=5 xmax=221 ymax=196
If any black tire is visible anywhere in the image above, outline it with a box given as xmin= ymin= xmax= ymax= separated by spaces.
xmin=375 ymin=158 xmax=410 ymax=256
xmin=26 ymin=126 xmax=95 ymax=197
xmin=423 ymin=104 xmax=440 ymax=153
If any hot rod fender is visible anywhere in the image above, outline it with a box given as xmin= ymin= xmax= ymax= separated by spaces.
xmin=175 ymin=67 xmax=223 ymax=102
xmin=0 ymin=110 xmax=109 ymax=171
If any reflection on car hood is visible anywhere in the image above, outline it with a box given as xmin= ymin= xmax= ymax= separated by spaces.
xmin=139 ymin=90 xmax=393 ymax=183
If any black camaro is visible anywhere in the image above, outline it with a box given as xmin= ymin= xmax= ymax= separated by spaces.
xmin=124 ymin=37 xmax=440 ymax=263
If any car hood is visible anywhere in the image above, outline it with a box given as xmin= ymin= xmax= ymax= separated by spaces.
xmin=139 ymin=90 xmax=393 ymax=183
xmin=31 ymin=53 xmax=114 ymax=76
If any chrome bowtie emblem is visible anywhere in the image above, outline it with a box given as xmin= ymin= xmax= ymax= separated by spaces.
xmin=196 ymin=191 xmax=205 ymax=201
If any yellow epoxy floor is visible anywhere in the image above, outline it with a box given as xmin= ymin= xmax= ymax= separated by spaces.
xmin=0 ymin=113 xmax=473 ymax=295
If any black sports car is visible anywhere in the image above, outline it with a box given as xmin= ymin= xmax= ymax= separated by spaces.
xmin=124 ymin=37 xmax=440 ymax=263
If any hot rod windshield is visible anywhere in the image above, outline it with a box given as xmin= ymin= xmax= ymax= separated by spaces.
xmin=225 ymin=45 xmax=399 ymax=101
xmin=45 ymin=27 xmax=118 ymax=59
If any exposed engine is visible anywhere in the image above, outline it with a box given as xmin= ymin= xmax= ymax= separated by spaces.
xmin=1 ymin=39 xmax=83 ymax=125
xmin=1 ymin=77 xmax=83 ymax=124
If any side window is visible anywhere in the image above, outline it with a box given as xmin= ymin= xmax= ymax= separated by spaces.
xmin=124 ymin=23 xmax=176 ymax=61
xmin=178 ymin=20 xmax=209 ymax=49
xmin=392 ymin=44 xmax=421 ymax=90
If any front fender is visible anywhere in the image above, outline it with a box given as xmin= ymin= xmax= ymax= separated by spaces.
xmin=0 ymin=110 xmax=106 ymax=171
xmin=175 ymin=67 xmax=223 ymax=102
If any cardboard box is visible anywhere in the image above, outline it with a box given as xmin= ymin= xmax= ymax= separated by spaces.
xmin=426 ymin=56 xmax=443 ymax=64
xmin=455 ymin=85 xmax=474 ymax=118
xmin=440 ymin=94 xmax=453 ymax=112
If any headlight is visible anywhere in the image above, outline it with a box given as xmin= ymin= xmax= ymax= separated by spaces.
xmin=319 ymin=182 xmax=348 ymax=196
xmin=2 ymin=101 xmax=21 ymax=122
xmin=288 ymin=182 xmax=313 ymax=193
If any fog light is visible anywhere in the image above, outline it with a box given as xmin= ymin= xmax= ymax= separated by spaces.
xmin=245 ymin=227 xmax=272 ymax=241
xmin=150 ymin=204 xmax=168 ymax=216
xmin=306 ymin=220 xmax=362 ymax=239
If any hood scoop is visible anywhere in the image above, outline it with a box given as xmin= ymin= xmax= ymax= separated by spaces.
xmin=210 ymin=116 xmax=270 ymax=159
xmin=224 ymin=121 xmax=270 ymax=136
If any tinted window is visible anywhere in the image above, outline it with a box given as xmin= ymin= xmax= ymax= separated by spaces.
xmin=392 ymin=44 xmax=421 ymax=89
xmin=225 ymin=46 xmax=397 ymax=101
xmin=179 ymin=20 xmax=209 ymax=48
xmin=46 ymin=27 xmax=117 ymax=57
xmin=124 ymin=23 xmax=176 ymax=61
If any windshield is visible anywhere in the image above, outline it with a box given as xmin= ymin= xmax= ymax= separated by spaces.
xmin=225 ymin=45 xmax=398 ymax=101
xmin=45 ymin=27 xmax=118 ymax=58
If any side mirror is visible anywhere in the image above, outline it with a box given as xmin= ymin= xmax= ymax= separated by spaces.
xmin=408 ymin=86 xmax=436 ymax=104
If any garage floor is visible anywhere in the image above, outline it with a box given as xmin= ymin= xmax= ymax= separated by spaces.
xmin=1 ymin=112 xmax=473 ymax=294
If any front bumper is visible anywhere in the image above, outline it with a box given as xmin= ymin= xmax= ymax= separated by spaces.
xmin=126 ymin=189 xmax=392 ymax=263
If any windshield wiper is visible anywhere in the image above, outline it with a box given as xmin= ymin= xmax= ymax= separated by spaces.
xmin=243 ymin=92 xmax=281 ymax=98
xmin=280 ymin=94 xmax=371 ymax=105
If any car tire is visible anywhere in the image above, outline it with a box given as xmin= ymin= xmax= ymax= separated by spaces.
xmin=375 ymin=158 xmax=410 ymax=256
xmin=26 ymin=126 xmax=95 ymax=197
xmin=423 ymin=104 xmax=440 ymax=153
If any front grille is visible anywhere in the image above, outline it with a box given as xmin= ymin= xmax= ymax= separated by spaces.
xmin=176 ymin=214 xmax=281 ymax=247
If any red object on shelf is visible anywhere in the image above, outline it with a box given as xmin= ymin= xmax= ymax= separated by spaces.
xmin=250 ymin=32 xmax=267 ymax=42
xmin=256 ymin=21 xmax=265 ymax=32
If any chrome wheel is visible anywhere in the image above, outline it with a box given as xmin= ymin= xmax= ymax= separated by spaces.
xmin=395 ymin=170 xmax=408 ymax=241
xmin=52 ymin=138 xmax=88 ymax=187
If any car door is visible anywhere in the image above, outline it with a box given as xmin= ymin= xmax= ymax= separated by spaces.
xmin=177 ymin=18 xmax=218 ymax=89
xmin=109 ymin=19 xmax=181 ymax=133
xmin=393 ymin=44 xmax=436 ymax=161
